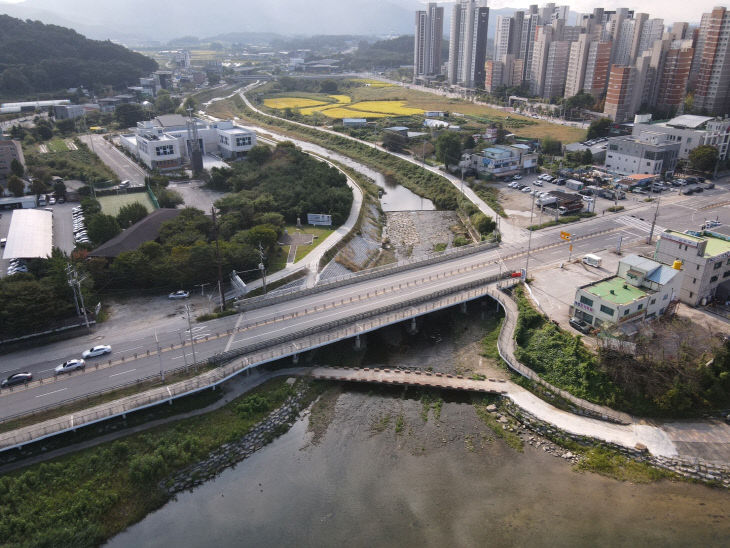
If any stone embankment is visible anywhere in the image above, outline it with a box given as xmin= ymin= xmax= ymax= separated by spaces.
xmin=500 ymin=400 xmax=730 ymax=488
xmin=162 ymin=384 xmax=308 ymax=495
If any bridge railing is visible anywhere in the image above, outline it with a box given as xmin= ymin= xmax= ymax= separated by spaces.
xmin=236 ymin=239 xmax=499 ymax=312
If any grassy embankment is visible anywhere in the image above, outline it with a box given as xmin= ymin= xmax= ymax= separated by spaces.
xmin=0 ymin=378 xmax=318 ymax=547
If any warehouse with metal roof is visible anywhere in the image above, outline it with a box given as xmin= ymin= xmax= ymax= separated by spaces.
xmin=2 ymin=209 xmax=53 ymax=260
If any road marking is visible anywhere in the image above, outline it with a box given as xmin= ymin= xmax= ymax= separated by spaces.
xmin=226 ymin=312 xmax=244 ymax=352
xmin=109 ymin=369 xmax=136 ymax=378
xmin=119 ymin=345 xmax=145 ymax=352
xmin=35 ymin=388 xmax=67 ymax=398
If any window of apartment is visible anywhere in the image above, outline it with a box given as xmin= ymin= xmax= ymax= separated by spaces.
xmin=711 ymin=275 xmax=719 ymax=282
xmin=600 ymin=305 xmax=615 ymax=316
xmin=650 ymin=298 xmax=656 ymax=305
xmin=726 ymin=258 xmax=730 ymax=265
xmin=155 ymin=145 xmax=174 ymax=156
xmin=693 ymin=277 xmax=697 ymax=284
xmin=580 ymin=296 xmax=594 ymax=307
xmin=637 ymin=304 xmax=643 ymax=310
xmin=724 ymin=270 xmax=730 ymax=278
xmin=715 ymin=262 xmax=722 ymax=269
xmin=236 ymin=136 xmax=251 ymax=147
xmin=690 ymin=291 xmax=694 ymax=298
xmin=623 ymin=309 xmax=630 ymax=316
xmin=697 ymin=264 xmax=700 ymax=270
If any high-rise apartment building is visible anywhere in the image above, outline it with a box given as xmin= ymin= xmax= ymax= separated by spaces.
xmin=448 ymin=0 xmax=489 ymax=87
xmin=692 ymin=6 xmax=730 ymax=116
xmin=413 ymin=3 xmax=444 ymax=82
xmin=494 ymin=15 xmax=513 ymax=60
xmin=564 ymin=33 xmax=591 ymax=98
xmin=604 ymin=65 xmax=634 ymax=122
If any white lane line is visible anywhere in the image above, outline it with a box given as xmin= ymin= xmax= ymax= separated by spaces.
xmin=171 ymin=354 xmax=185 ymax=360
xmin=35 ymin=388 xmax=68 ymax=398
xmin=119 ymin=345 xmax=145 ymax=352
xmin=109 ymin=368 xmax=136 ymax=378
xmin=225 ymin=313 xmax=245 ymax=352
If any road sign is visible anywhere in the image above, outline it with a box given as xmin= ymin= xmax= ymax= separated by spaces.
xmin=560 ymin=231 xmax=571 ymax=241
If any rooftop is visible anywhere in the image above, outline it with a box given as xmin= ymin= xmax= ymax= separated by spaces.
xmin=2 ymin=209 xmax=53 ymax=260
xmin=665 ymin=114 xmax=714 ymax=129
xmin=89 ymin=209 xmax=182 ymax=258
xmin=662 ymin=230 xmax=730 ymax=258
xmin=584 ymin=276 xmax=648 ymax=305
xmin=154 ymin=114 xmax=188 ymax=128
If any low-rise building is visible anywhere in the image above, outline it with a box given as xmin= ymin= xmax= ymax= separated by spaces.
xmin=604 ymin=132 xmax=680 ymax=176
xmin=343 ymin=118 xmax=367 ymax=128
xmin=0 ymin=140 xmax=24 ymax=177
xmin=465 ymin=144 xmax=538 ymax=178
xmin=631 ymin=114 xmax=730 ymax=161
xmin=119 ymin=115 xmax=256 ymax=170
xmin=53 ymin=104 xmax=100 ymax=120
xmin=654 ymin=228 xmax=730 ymax=306
xmin=572 ymin=254 xmax=683 ymax=328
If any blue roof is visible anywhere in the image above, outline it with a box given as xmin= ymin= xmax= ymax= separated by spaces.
xmin=645 ymin=265 xmax=679 ymax=285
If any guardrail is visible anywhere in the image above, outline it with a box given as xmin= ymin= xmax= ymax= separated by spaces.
xmin=0 ymin=276 xmax=505 ymax=452
xmin=237 ymin=239 xmax=499 ymax=312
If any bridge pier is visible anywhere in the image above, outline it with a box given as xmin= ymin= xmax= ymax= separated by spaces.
xmin=460 ymin=302 xmax=468 ymax=314
xmin=407 ymin=317 xmax=418 ymax=335
xmin=354 ymin=334 xmax=366 ymax=350
xmin=292 ymin=353 xmax=299 ymax=365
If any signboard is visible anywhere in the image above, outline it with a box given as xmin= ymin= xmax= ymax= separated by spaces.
xmin=307 ymin=213 xmax=332 ymax=226
xmin=560 ymin=231 xmax=571 ymax=241
xmin=574 ymin=300 xmax=593 ymax=313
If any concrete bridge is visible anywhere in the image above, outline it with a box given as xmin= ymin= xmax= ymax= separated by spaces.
xmin=309 ymin=366 xmax=510 ymax=394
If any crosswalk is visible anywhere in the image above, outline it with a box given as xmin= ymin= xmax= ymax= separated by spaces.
xmin=614 ymin=215 xmax=666 ymax=235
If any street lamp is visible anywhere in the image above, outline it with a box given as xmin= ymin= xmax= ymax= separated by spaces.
xmin=184 ymin=304 xmax=197 ymax=371
xmin=524 ymin=190 xmax=536 ymax=277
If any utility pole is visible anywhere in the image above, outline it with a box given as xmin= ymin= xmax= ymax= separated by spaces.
xmin=184 ymin=304 xmax=197 ymax=371
xmin=258 ymin=242 xmax=267 ymax=294
xmin=65 ymin=264 xmax=80 ymax=315
xmin=525 ymin=191 xmax=536 ymax=277
xmin=210 ymin=206 xmax=225 ymax=310
xmin=66 ymin=263 xmax=89 ymax=329
xmin=155 ymin=329 xmax=164 ymax=382
xmin=646 ymin=194 xmax=661 ymax=245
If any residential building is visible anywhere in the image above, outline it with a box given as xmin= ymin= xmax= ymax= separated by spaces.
xmin=564 ymin=34 xmax=591 ymax=98
xmin=542 ymin=40 xmax=571 ymax=99
xmin=494 ymin=15 xmax=514 ymax=60
xmin=645 ymin=38 xmax=694 ymax=113
xmin=448 ymin=0 xmax=489 ymax=87
xmin=484 ymin=60 xmax=503 ymax=92
xmin=464 ymin=144 xmax=538 ymax=177
xmin=654 ymin=229 xmax=730 ymax=306
xmin=692 ymin=6 xmax=730 ymax=116
xmin=604 ymin=65 xmax=634 ymax=122
xmin=0 ymin=140 xmax=24 ymax=177
xmin=632 ymin=114 xmax=730 ymax=161
xmin=636 ymin=18 xmax=664 ymax=57
xmin=119 ymin=115 xmax=256 ymax=170
xmin=343 ymin=118 xmax=367 ymax=128
xmin=414 ymin=3 xmax=444 ymax=82
xmin=572 ymin=254 xmax=682 ymax=328
xmin=604 ymin=133 xmax=680 ymax=175
xmin=583 ymin=41 xmax=613 ymax=97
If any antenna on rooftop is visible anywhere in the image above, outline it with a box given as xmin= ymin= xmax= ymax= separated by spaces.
xmin=186 ymin=106 xmax=203 ymax=173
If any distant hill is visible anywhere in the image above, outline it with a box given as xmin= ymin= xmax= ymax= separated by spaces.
xmin=0 ymin=15 xmax=157 ymax=97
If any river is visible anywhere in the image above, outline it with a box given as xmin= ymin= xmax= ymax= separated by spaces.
xmin=108 ymin=311 xmax=730 ymax=547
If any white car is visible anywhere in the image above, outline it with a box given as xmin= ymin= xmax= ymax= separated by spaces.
xmin=82 ymin=345 xmax=112 ymax=358
xmin=55 ymin=359 xmax=85 ymax=375
xmin=513 ymin=174 xmax=522 ymax=180
xmin=168 ymin=290 xmax=190 ymax=299
xmin=521 ymin=186 xmax=532 ymax=193
xmin=533 ymin=180 xmax=543 ymax=186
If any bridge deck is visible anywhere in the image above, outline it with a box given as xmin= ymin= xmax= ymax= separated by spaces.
xmin=310 ymin=366 xmax=509 ymax=394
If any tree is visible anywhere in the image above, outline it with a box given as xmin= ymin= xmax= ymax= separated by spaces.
xmin=7 ymin=175 xmax=24 ymax=197
xmin=382 ymin=131 xmax=407 ymax=153
xmin=462 ymin=134 xmax=476 ymax=150
xmin=435 ymin=131 xmax=462 ymax=166
xmin=246 ymin=145 xmax=272 ymax=166
xmin=319 ymin=80 xmax=338 ymax=94
xmin=53 ymin=180 xmax=67 ymax=198
xmin=87 ymin=214 xmax=121 ymax=245
xmin=154 ymin=91 xmax=176 ymax=115
xmin=688 ymin=145 xmax=718 ymax=173
xmin=30 ymin=180 xmax=47 ymax=197
xmin=206 ymin=71 xmax=220 ymax=85
xmin=582 ymin=149 xmax=594 ymax=165
xmin=10 ymin=158 xmax=24 ymax=178
xmin=587 ymin=117 xmax=613 ymax=140
xmin=541 ymin=137 xmax=562 ymax=156
xmin=117 ymin=202 xmax=149 ymax=228
xmin=156 ymin=188 xmax=184 ymax=208
xmin=470 ymin=212 xmax=496 ymax=235
xmin=181 ymin=96 xmax=197 ymax=113
xmin=55 ymin=118 xmax=76 ymax=135
xmin=115 ymin=103 xmax=146 ymax=128
xmin=243 ymin=224 xmax=278 ymax=249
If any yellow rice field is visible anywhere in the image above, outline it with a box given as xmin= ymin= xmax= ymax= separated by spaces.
xmin=328 ymin=95 xmax=351 ymax=104
xmin=316 ymin=107 xmax=388 ymax=118
xmin=352 ymin=79 xmax=395 ymax=88
xmin=263 ymin=97 xmax=327 ymax=109
xmin=349 ymin=101 xmax=423 ymax=116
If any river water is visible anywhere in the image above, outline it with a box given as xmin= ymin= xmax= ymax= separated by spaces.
xmin=109 ymin=309 xmax=730 ymax=548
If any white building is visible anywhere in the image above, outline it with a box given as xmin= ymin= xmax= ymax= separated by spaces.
xmin=572 ymin=254 xmax=682 ymax=328
xmin=120 ymin=114 xmax=256 ymax=171
xmin=632 ymin=114 xmax=730 ymax=161
xmin=604 ymin=132 xmax=680 ymax=175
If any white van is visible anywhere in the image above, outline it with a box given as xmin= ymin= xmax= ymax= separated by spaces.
xmin=582 ymin=254 xmax=602 ymax=267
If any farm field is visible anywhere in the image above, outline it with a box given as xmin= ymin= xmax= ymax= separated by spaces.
xmin=46 ymin=139 xmax=69 ymax=153
xmin=98 ymin=192 xmax=156 ymax=216
xmin=285 ymin=224 xmax=335 ymax=262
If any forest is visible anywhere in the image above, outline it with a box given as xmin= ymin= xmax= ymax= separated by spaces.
xmin=0 ymin=15 xmax=157 ymax=96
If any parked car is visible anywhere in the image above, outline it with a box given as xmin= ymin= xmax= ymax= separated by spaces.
xmin=119 ymin=180 xmax=130 ymax=188
xmin=521 ymin=186 xmax=532 ymax=193
xmin=82 ymin=345 xmax=112 ymax=359
xmin=55 ymin=359 xmax=86 ymax=375
xmin=569 ymin=317 xmax=592 ymax=334
xmin=0 ymin=238 xmax=5 ymax=247
xmin=1 ymin=372 xmax=33 ymax=388
xmin=533 ymin=180 xmax=543 ymax=187
xmin=513 ymin=174 xmax=522 ymax=180
xmin=554 ymin=178 xmax=566 ymax=186
xmin=706 ymin=182 xmax=715 ymax=189
xmin=169 ymin=290 xmax=190 ymax=299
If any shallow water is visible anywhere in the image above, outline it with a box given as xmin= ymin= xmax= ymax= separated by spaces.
xmin=108 ymin=389 xmax=730 ymax=548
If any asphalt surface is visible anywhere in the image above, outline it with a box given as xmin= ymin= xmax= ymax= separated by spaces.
xmin=3 ymin=179 xmax=730 ymax=418
xmin=78 ymin=134 xmax=147 ymax=185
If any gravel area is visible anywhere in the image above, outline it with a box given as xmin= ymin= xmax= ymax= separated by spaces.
xmin=385 ymin=210 xmax=463 ymax=261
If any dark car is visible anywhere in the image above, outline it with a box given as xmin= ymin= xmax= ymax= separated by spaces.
xmin=695 ymin=186 xmax=704 ymax=193
xmin=706 ymin=182 xmax=715 ymax=189
xmin=569 ymin=317 xmax=592 ymax=334
xmin=1 ymin=372 xmax=33 ymax=388
xmin=684 ymin=188 xmax=695 ymax=195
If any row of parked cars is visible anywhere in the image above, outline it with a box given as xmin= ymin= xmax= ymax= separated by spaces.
xmin=6 ymin=258 xmax=27 ymax=276
xmin=0 ymin=345 xmax=112 ymax=389
xmin=72 ymin=206 xmax=90 ymax=245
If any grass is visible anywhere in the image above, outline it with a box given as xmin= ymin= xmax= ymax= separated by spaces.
xmin=472 ymin=397 xmax=524 ymax=452
xmin=527 ymin=211 xmax=597 ymax=230
xmin=0 ymin=377 xmax=313 ymax=546
xmin=46 ymin=138 xmax=69 ymax=153
xmin=433 ymin=242 xmax=447 ymax=252
xmin=473 ymin=185 xmax=506 ymax=218
xmin=285 ymin=224 xmax=335 ymax=262
xmin=24 ymin=139 xmax=117 ymax=184
xmin=480 ymin=315 xmax=504 ymax=361
xmin=97 ymin=193 xmax=155 ymax=216
xmin=575 ymin=447 xmax=675 ymax=483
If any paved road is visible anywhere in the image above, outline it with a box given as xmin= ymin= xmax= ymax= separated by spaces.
xmin=79 ymin=134 xmax=147 ymax=185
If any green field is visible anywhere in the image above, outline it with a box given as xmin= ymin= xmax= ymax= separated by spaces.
xmin=46 ymin=139 xmax=69 ymax=153
xmin=287 ymin=225 xmax=336 ymax=262
xmin=97 ymin=192 xmax=156 ymax=216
